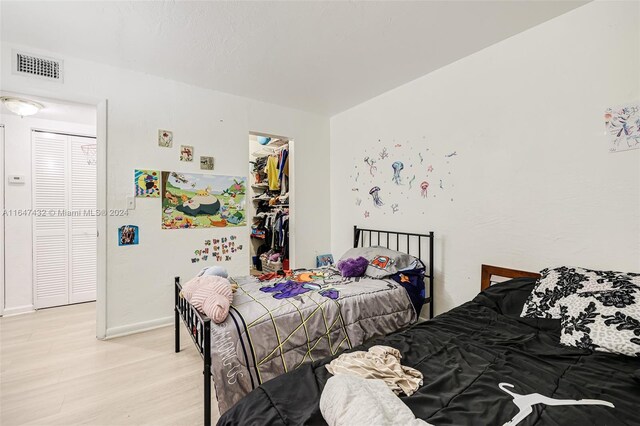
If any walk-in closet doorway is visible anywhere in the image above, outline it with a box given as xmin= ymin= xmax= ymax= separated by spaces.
xmin=248 ymin=132 xmax=294 ymax=274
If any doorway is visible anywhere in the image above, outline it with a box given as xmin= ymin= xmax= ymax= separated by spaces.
xmin=1 ymin=93 xmax=99 ymax=316
xmin=248 ymin=133 xmax=292 ymax=274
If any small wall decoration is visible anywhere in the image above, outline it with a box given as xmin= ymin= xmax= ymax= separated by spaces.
xmin=118 ymin=225 xmax=139 ymax=246
xmin=316 ymin=254 xmax=334 ymax=267
xmin=351 ymin=136 xmax=458 ymax=218
xmin=158 ymin=130 xmax=173 ymax=148
xmin=162 ymin=171 xmax=246 ymax=229
xmin=180 ymin=145 xmax=194 ymax=162
xmin=605 ymin=103 xmax=640 ymax=153
xmin=134 ymin=169 xmax=160 ymax=197
xmin=191 ymin=235 xmax=244 ymax=263
xmin=200 ymin=156 xmax=214 ymax=170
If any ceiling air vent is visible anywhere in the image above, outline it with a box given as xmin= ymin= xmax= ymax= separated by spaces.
xmin=13 ymin=51 xmax=63 ymax=82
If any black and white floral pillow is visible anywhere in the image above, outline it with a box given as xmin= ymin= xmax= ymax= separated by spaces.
xmin=558 ymin=293 xmax=640 ymax=357
xmin=521 ymin=266 xmax=640 ymax=319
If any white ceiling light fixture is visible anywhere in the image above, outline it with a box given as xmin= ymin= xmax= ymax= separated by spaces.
xmin=1 ymin=96 xmax=44 ymax=117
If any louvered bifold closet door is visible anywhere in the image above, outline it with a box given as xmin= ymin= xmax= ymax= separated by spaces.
xmin=69 ymin=136 xmax=97 ymax=303
xmin=33 ymin=132 xmax=69 ymax=309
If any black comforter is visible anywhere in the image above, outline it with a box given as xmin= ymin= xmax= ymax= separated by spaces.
xmin=218 ymin=278 xmax=640 ymax=425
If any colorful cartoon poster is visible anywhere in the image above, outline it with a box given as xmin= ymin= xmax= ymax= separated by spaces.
xmin=605 ymin=103 xmax=640 ymax=153
xmin=118 ymin=225 xmax=139 ymax=246
xmin=134 ymin=169 xmax=160 ymax=197
xmin=162 ymin=172 xmax=246 ymax=229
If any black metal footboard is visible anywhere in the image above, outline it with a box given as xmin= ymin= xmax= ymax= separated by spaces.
xmin=174 ymin=277 xmax=212 ymax=426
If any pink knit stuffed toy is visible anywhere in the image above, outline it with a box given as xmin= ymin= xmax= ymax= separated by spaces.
xmin=183 ymin=275 xmax=234 ymax=323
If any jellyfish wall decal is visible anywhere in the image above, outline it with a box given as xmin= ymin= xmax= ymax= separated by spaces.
xmin=392 ymin=161 xmax=404 ymax=185
xmin=420 ymin=181 xmax=429 ymax=198
xmin=369 ymin=186 xmax=383 ymax=207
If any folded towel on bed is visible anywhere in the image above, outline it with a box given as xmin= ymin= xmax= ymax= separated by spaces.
xmin=320 ymin=374 xmax=431 ymax=426
xmin=183 ymin=275 xmax=234 ymax=323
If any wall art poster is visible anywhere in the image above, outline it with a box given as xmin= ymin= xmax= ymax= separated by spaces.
xmin=605 ymin=103 xmax=640 ymax=153
xmin=200 ymin=156 xmax=214 ymax=170
xmin=118 ymin=225 xmax=139 ymax=246
xmin=158 ymin=129 xmax=173 ymax=148
xmin=134 ymin=169 xmax=160 ymax=197
xmin=162 ymin=171 xmax=246 ymax=229
xmin=180 ymin=145 xmax=194 ymax=162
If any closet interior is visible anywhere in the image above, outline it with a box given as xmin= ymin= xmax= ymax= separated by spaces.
xmin=248 ymin=134 xmax=291 ymax=274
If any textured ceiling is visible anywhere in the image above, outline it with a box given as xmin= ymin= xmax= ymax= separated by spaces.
xmin=0 ymin=1 xmax=588 ymax=115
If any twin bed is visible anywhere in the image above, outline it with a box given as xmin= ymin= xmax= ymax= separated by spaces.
xmin=175 ymin=227 xmax=435 ymax=425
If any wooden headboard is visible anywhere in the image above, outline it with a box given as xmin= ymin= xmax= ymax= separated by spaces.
xmin=481 ymin=264 xmax=541 ymax=291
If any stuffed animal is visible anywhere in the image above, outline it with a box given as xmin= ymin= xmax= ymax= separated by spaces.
xmin=197 ymin=265 xmax=229 ymax=278
xmin=337 ymin=256 xmax=369 ymax=278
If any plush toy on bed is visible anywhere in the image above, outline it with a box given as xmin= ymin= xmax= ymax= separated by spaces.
xmin=181 ymin=266 xmax=238 ymax=323
xmin=337 ymin=256 xmax=369 ymax=278
xmin=197 ymin=265 xmax=229 ymax=278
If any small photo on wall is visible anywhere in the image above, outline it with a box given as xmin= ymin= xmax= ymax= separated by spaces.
xmin=134 ymin=169 xmax=160 ymax=197
xmin=200 ymin=156 xmax=214 ymax=170
xmin=180 ymin=145 xmax=194 ymax=162
xmin=118 ymin=225 xmax=139 ymax=246
xmin=158 ymin=130 xmax=173 ymax=148
xmin=316 ymin=254 xmax=334 ymax=267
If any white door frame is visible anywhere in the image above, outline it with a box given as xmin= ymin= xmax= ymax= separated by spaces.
xmin=0 ymin=125 xmax=5 ymax=316
xmin=96 ymin=100 xmax=107 ymax=339
xmin=0 ymin=94 xmax=107 ymax=340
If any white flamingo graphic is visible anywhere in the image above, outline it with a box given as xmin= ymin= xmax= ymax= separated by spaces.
xmin=499 ymin=383 xmax=614 ymax=426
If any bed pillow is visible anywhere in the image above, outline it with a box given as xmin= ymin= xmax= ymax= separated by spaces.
xmin=558 ymin=292 xmax=640 ymax=357
xmin=339 ymin=246 xmax=423 ymax=279
xmin=521 ymin=266 xmax=640 ymax=319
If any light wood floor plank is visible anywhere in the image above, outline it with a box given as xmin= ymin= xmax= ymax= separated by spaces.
xmin=1 ymin=302 xmax=220 ymax=425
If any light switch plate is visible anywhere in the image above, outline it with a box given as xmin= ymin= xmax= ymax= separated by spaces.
xmin=8 ymin=175 xmax=25 ymax=184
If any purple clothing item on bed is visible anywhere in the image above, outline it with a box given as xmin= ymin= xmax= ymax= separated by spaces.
xmin=337 ymin=256 xmax=369 ymax=277
xmin=260 ymin=280 xmax=312 ymax=299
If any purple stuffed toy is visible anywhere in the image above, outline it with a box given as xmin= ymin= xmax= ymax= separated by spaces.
xmin=337 ymin=256 xmax=369 ymax=278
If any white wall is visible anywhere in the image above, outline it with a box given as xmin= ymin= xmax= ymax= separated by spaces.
xmin=1 ymin=43 xmax=331 ymax=336
xmin=0 ymin=112 xmax=96 ymax=315
xmin=330 ymin=1 xmax=640 ymax=316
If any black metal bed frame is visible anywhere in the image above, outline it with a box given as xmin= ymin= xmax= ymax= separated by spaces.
xmin=174 ymin=277 xmax=213 ymax=425
xmin=353 ymin=226 xmax=435 ymax=319
xmin=175 ymin=226 xmax=435 ymax=426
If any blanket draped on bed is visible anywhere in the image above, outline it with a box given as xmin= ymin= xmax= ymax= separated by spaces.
xmin=211 ymin=267 xmax=417 ymax=413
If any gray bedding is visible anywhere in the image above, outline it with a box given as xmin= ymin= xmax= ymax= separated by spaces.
xmin=211 ymin=266 xmax=417 ymax=413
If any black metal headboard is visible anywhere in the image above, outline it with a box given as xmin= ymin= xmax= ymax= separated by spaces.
xmin=353 ymin=226 xmax=435 ymax=319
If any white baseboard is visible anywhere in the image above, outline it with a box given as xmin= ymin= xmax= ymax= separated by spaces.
xmin=1 ymin=304 xmax=35 ymax=316
xmin=105 ymin=316 xmax=173 ymax=339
